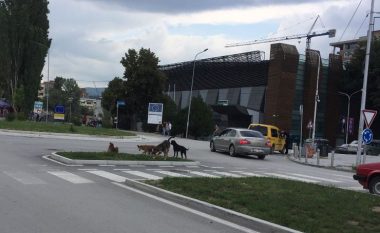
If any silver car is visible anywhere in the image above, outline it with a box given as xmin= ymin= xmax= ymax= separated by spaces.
xmin=210 ymin=128 xmax=271 ymax=159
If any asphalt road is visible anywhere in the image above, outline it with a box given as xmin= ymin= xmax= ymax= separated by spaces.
xmin=0 ymin=132 xmax=367 ymax=233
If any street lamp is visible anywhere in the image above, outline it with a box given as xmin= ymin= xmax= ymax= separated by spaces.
xmin=68 ymin=97 xmax=73 ymax=123
xmin=310 ymin=50 xmax=321 ymax=147
xmin=338 ymin=90 xmax=362 ymax=144
xmin=185 ymin=48 xmax=208 ymax=138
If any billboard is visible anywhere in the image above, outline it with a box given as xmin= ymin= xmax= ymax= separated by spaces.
xmin=147 ymin=103 xmax=163 ymax=124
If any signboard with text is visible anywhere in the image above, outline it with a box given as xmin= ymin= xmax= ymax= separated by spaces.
xmin=147 ymin=103 xmax=163 ymax=124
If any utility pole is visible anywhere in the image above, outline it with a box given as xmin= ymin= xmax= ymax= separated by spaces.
xmin=356 ymin=0 xmax=375 ymax=166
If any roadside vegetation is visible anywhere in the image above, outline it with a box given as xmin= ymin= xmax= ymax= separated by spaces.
xmin=0 ymin=120 xmax=135 ymax=137
xmin=58 ymin=152 xmax=191 ymax=161
xmin=148 ymin=177 xmax=380 ymax=233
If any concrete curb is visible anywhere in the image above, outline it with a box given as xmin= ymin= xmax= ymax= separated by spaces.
xmin=50 ymin=152 xmax=200 ymax=166
xmin=286 ymin=155 xmax=354 ymax=173
xmin=123 ymin=178 xmax=302 ymax=233
xmin=0 ymin=129 xmax=145 ymax=142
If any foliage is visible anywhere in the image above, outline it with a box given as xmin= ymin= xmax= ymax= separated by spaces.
xmin=48 ymin=77 xmax=81 ymax=122
xmin=101 ymin=77 xmax=125 ymax=116
xmin=16 ymin=112 xmax=26 ymax=121
xmin=101 ymin=109 xmax=113 ymax=128
xmin=0 ymin=0 xmax=50 ymax=114
xmin=121 ymin=48 xmax=167 ymax=127
xmin=5 ymin=112 xmax=15 ymax=121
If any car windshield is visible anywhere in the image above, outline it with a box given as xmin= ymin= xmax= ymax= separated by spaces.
xmin=240 ymin=130 xmax=263 ymax=138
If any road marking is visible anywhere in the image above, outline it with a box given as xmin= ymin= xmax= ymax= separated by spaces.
xmin=213 ymin=172 xmax=243 ymax=178
xmin=78 ymin=168 xmax=98 ymax=171
xmin=265 ymin=173 xmax=318 ymax=183
xmin=3 ymin=171 xmax=46 ymax=185
xmin=86 ymin=170 xmax=126 ymax=182
xmin=99 ymin=165 xmax=115 ymax=167
xmin=159 ymin=166 xmax=174 ymax=168
xmin=112 ymin=182 xmax=261 ymax=233
xmin=122 ymin=171 xmax=162 ymax=180
xmin=48 ymin=171 xmax=93 ymax=184
xmin=210 ymin=166 xmax=224 ymax=169
xmin=155 ymin=170 xmax=190 ymax=177
xmin=189 ymin=171 xmax=220 ymax=178
xmin=289 ymin=173 xmax=341 ymax=183
xmin=233 ymin=171 xmax=266 ymax=177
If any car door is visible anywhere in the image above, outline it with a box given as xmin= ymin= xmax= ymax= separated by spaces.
xmin=214 ymin=129 xmax=230 ymax=151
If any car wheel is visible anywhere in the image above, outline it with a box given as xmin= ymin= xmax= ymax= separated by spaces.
xmin=229 ymin=145 xmax=236 ymax=157
xmin=369 ymin=176 xmax=380 ymax=195
xmin=210 ymin=141 xmax=216 ymax=152
xmin=258 ymin=155 xmax=265 ymax=160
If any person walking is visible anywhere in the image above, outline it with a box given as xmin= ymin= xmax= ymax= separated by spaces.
xmin=166 ymin=121 xmax=172 ymax=136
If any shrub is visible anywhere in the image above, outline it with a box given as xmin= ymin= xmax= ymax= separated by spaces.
xmin=6 ymin=112 xmax=16 ymax=121
xmin=17 ymin=112 xmax=27 ymax=121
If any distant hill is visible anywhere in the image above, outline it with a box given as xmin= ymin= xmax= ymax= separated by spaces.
xmin=83 ymin=87 xmax=105 ymax=98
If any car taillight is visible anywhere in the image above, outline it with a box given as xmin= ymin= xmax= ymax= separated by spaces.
xmin=266 ymin=139 xmax=271 ymax=147
xmin=239 ymin=139 xmax=250 ymax=145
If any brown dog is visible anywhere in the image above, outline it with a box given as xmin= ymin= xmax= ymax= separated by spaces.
xmin=153 ymin=136 xmax=174 ymax=159
xmin=107 ymin=142 xmax=119 ymax=153
xmin=137 ymin=145 xmax=156 ymax=155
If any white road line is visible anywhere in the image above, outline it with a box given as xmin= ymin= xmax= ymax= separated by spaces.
xmin=233 ymin=172 xmax=266 ymax=177
xmin=289 ymin=173 xmax=341 ymax=183
xmin=155 ymin=171 xmax=190 ymax=177
xmin=99 ymin=165 xmax=115 ymax=167
xmin=159 ymin=166 xmax=174 ymax=168
xmin=213 ymin=172 xmax=243 ymax=178
xmin=78 ymin=168 xmax=98 ymax=171
xmin=3 ymin=171 xmax=46 ymax=185
xmin=211 ymin=167 xmax=224 ymax=169
xmin=42 ymin=155 xmax=83 ymax=166
xmin=86 ymin=170 xmax=126 ymax=182
xmin=122 ymin=171 xmax=162 ymax=180
xmin=265 ymin=173 xmax=318 ymax=183
xmin=48 ymin=171 xmax=93 ymax=184
xmin=189 ymin=171 xmax=220 ymax=178
xmin=113 ymin=182 xmax=260 ymax=233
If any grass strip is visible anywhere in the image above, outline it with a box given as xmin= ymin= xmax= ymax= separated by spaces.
xmin=0 ymin=120 xmax=135 ymax=136
xmin=58 ymin=152 xmax=192 ymax=161
xmin=147 ymin=177 xmax=380 ymax=233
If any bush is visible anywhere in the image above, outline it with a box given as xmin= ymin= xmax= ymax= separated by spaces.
xmin=71 ymin=115 xmax=82 ymax=126
xmin=17 ymin=112 xmax=27 ymax=121
xmin=6 ymin=112 xmax=16 ymax=121
xmin=69 ymin=124 xmax=76 ymax=132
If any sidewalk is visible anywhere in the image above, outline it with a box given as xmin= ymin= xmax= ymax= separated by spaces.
xmin=287 ymin=151 xmax=380 ymax=172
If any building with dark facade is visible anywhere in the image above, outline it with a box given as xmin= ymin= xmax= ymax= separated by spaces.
xmin=160 ymin=43 xmax=343 ymax=145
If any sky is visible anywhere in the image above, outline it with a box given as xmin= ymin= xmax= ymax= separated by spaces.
xmin=44 ymin=0 xmax=380 ymax=88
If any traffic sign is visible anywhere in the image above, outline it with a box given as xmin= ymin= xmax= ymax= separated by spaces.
xmin=362 ymin=109 xmax=377 ymax=128
xmin=55 ymin=105 xmax=65 ymax=114
xmin=362 ymin=128 xmax=373 ymax=145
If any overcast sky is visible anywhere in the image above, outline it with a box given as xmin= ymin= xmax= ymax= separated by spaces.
xmin=44 ymin=0 xmax=380 ymax=87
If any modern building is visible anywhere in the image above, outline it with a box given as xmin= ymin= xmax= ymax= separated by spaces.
xmin=160 ymin=43 xmax=344 ymax=146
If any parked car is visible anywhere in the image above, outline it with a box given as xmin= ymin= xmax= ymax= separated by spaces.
xmin=210 ymin=128 xmax=271 ymax=159
xmin=335 ymin=140 xmax=361 ymax=154
xmin=247 ymin=124 xmax=285 ymax=154
xmin=353 ymin=162 xmax=380 ymax=195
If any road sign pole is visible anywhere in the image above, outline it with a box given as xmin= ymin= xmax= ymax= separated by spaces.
xmin=116 ymin=104 xmax=119 ymax=129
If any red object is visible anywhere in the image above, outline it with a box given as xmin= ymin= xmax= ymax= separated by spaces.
xmin=353 ymin=162 xmax=380 ymax=194
xmin=239 ymin=139 xmax=250 ymax=145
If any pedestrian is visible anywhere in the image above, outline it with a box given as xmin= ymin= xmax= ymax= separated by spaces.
xmin=283 ymin=131 xmax=290 ymax=154
xmin=213 ymin=124 xmax=219 ymax=136
xmin=166 ymin=121 xmax=172 ymax=136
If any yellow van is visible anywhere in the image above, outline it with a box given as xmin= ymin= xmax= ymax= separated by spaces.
xmin=248 ymin=124 xmax=286 ymax=154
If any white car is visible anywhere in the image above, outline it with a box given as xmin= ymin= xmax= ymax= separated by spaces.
xmin=336 ymin=140 xmax=362 ymax=154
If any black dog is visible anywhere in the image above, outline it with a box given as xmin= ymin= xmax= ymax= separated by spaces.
xmin=170 ymin=140 xmax=188 ymax=159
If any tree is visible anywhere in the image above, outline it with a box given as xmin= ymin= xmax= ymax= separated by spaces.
xmin=120 ymin=48 xmax=167 ymax=129
xmin=101 ymin=77 xmax=126 ymax=116
xmin=172 ymin=96 xmax=213 ymax=139
xmin=0 ymin=0 xmax=50 ymax=114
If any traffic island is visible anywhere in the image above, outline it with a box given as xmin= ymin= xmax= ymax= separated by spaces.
xmin=49 ymin=152 xmax=200 ymax=166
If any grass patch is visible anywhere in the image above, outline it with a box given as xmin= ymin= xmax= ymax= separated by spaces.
xmin=147 ymin=177 xmax=380 ymax=233
xmin=0 ymin=120 xmax=135 ymax=137
xmin=58 ymin=152 xmax=192 ymax=161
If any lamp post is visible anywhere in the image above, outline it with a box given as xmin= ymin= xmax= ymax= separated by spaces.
xmin=338 ymin=90 xmax=362 ymax=144
xmin=310 ymin=50 xmax=321 ymax=148
xmin=46 ymin=51 xmax=50 ymax=123
xmin=185 ymin=48 xmax=208 ymax=138
xmin=68 ymin=97 xmax=73 ymax=123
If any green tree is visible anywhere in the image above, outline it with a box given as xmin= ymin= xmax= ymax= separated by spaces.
xmin=101 ymin=77 xmax=126 ymax=117
xmin=0 ymin=0 xmax=50 ymax=114
xmin=120 ymin=48 xmax=167 ymax=129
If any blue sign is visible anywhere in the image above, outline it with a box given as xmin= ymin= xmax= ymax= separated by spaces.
xmin=148 ymin=103 xmax=163 ymax=113
xmin=55 ymin=105 xmax=65 ymax=114
xmin=362 ymin=128 xmax=373 ymax=145
xmin=117 ymin=100 xmax=126 ymax=107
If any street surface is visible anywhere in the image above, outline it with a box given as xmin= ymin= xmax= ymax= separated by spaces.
xmin=0 ymin=132 xmax=375 ymax=233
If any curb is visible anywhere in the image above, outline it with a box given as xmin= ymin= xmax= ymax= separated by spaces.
xmin=123 ymin=178 xmax=302 ymax=233
xmin=50 ymin=152 xmax=201 ymax=166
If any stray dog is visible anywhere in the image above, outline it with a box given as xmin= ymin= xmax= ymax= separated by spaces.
xmin=171 ymin=140 xmax=188 ymax=159
xmin=153 ymin=136 xmax=174 ymax=159
xmin=107 ymin=142 xmax=119 ymax=153
xmin=137 ymin=144 xmax=156 ymax=155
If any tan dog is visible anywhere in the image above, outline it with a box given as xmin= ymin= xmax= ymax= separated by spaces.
xmin=137 ymin=145 xmax=156 ymax=155
xmin=107 ymin=142 xmax=119 ymax=153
